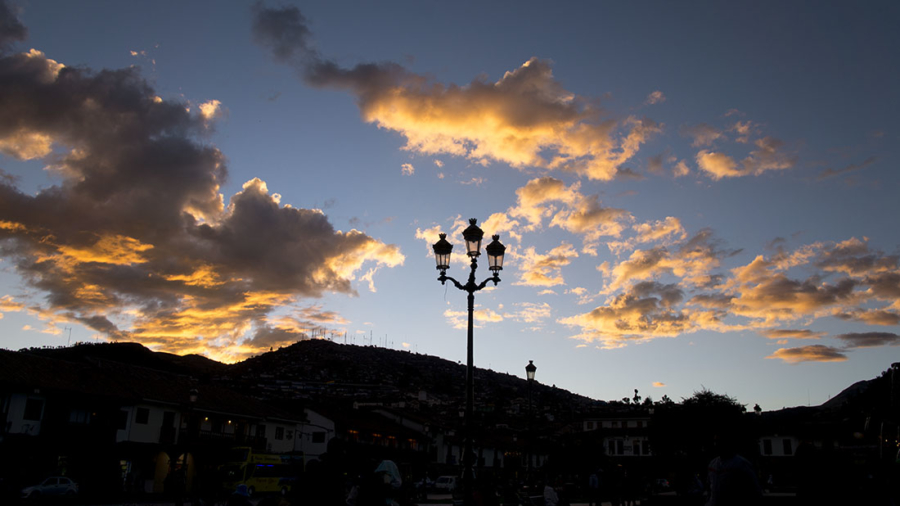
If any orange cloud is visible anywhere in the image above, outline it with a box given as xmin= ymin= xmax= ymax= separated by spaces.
xmin=515 ymin=243 xmax=579 ymax=287
xmin=766 ymin=345 xmax=848 ymax=364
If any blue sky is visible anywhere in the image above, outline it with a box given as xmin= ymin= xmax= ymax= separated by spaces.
xmin=1 ymin=1 xmax=898 ymax=410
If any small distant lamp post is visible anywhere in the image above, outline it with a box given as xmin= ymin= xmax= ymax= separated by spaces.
xmin=184 ymin=389 xmax=198 ymax=498
xmin=432 ymin=219 xmax=506 ymax=506
xmin=525 ymin=360 xmax=536 ymax=477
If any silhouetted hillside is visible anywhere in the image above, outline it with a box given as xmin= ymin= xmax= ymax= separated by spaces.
xmin=22 ymin=341 xmax=227 ymax=376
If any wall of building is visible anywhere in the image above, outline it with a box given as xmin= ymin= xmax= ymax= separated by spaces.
xmin=3 ymin=393 xmax=45 ymax=436
xmin=300 ymin=409 xmax=335 ymax=460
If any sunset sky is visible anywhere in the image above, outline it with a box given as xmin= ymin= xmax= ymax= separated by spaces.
xmin=1 ymin=1 xmax=898 ymax=410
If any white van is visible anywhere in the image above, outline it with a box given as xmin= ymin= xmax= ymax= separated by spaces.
xmin=434 ymin=475 xmax=458 ymax=492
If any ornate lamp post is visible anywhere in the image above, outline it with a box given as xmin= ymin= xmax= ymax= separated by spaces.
xmin=525 ymin=360 xmax=536 ymax=477
xmin=433 ymin=219 xmax=506 ymax=506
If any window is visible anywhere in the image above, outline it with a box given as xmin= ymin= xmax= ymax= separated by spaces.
xmin=636 ymin=421 xmax=643 ymax=428
xmin=256 ymin=424 xmax=266 ymax=438
xmin=312 ymin=431 xmax=326 ymax=443
xmin=69 ymin=409 xmax=90 ymax=424
xmin=782 ymin=439 xmax=793 ymax=455
xmin=611 ymin=421 xmax=619 ymax=428
xmin=763 ymin=439 xmax=772 ymax=455
xmin=633 ymin=440 xmax=641 ymax=456
xmin=135 ymin=408 xmax=150 ymax=425
xmin=616 ymin=440 xmax=624 ymax=455
xmin=23 ymin=398 xmax=44 ymax=421
xmin=608 ymin=440 xmax=615 ymax=455
xmin=275 ymin=427 xmax=284 ymax=440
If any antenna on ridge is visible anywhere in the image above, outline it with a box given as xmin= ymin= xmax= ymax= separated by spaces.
xmin=65 ymin=326 xmax=72 ymax=347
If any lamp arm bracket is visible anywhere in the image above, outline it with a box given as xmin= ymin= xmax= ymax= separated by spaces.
xmin=438 ymin=274 xmax=466 ymax=291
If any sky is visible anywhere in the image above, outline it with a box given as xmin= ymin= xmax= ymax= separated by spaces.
xmin=0 ymin=1 xmax=898 ymax=411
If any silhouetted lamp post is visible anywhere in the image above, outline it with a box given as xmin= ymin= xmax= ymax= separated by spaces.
xmin=184 ymin=388 xmax=198 ymax=498
xmin=525 ymin=360 xmax=536 ymax=477
xmin=433 ymin=219 xmax=506 ymax=506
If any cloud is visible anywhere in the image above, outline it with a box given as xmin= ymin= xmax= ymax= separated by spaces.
xmin=559 ymin=281 xmax=720 ymax=348
xmin=766 ymin=345 xmax=848 ymax=364
xmin=504 ymin=302 xmax=552 ymax=323
xmin=0 ymin=44 xmax=403 ymax=361
xmin=515 ymin=243 xmax=579 ymax=287
xmin=816 ymin=156 xmax=878 ymax=180
xmin=758 ymin=329 xmax=826 ymax=340
xmin=198 ymin=99 xmax=222 ymax=121
xmin=682 ymin=123 xmax=724 ymax=147
xmin=696 ymin=137 xmax=795 ymax=180
xmin=607 ymin=216 xmax=687 ymax=255
xmin=645 ymin=91 xmax=666 ymax=105
xmin=251 ymin=4 xmax=660 ymax=181
xmin=603 ymin=229 xmax=727 ymax=292
xmin=0 ymin=294 xmax=25 ymax=312
xmin=401 ymin=163 xmax=415 ymax=176
xmin=444 ymin=306 xmax=504 ymax=329
xmin=0 ymin=0 xmax=27 ymax=52
xmin=834 ymin=332 xmax=900 ymax=348
xmin=652 ymin=381 xmax=666 ymax=387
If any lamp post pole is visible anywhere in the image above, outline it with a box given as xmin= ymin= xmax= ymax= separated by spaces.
xmin=433 ymin=219 xmax=506 ymax=506
xmin=525 ymin=360 xmax=536 ymax=480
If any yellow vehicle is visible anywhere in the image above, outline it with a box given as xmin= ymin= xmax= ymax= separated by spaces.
xmin=220 ymin=447 xmax=302 ymax=496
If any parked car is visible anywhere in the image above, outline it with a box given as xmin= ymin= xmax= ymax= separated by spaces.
xmin=21 ymin=476 xmax=78 ymax=500
xmin=434 ymin=475 xmax=457 ymax=492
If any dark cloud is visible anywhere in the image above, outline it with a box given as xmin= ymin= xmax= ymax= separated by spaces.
xmin=835 ymin=332 xmax=900 ymax=348
xmin=250 ymin=2 xmax=318 ymax=65
xmin=631 ymin=281 xmax=684 ymax=308
xmin=688 ymin=293 xmax=732 ymax=309
xmin=246 ymin=326 xmax=308 ymax=348
xmin=758 ymin=329 xmax=824 ymax=340
xmin=646 ymin=154 xmax=665 ymax=175
xmin=0 ymin=40 xmax=403 ymax=359
xmin=0 ymin=0 xmax=27 ymax=52
xmin=816 ymin=156 xmax=878 ymax=180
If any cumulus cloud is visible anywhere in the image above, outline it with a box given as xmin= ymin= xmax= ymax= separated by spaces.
xmin=607 ymin=216 xmax=687 ymax=255
xmin=515 ymin=243 xmax=579 ymax=287
xmin=0 ymin=40 xmax=403 ymax=361
xmin=766 ymin=345 xmax=848 ymax=364
xmin=603 ymin=229 xmax=728 ymax=293
xmin=696 ymin=137 xmax=795 ymax=180
xmin=652 ymin=381 xmax=666 ymax=387
xmin=251 ymin=4 xmax=660 ymax=181
xmin=401 ymin=163 xmax=415 ymax=176
xmin=557 ymin=281 xmax=738 ymax=348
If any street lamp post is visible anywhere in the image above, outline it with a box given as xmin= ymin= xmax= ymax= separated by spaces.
xmin=433 ymin=219 xmax=506 ymax=506
xmin=525 ymin=360 xmax=536 ymax=479
xmin=184 ymin=388 xmax=198 ymax=500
